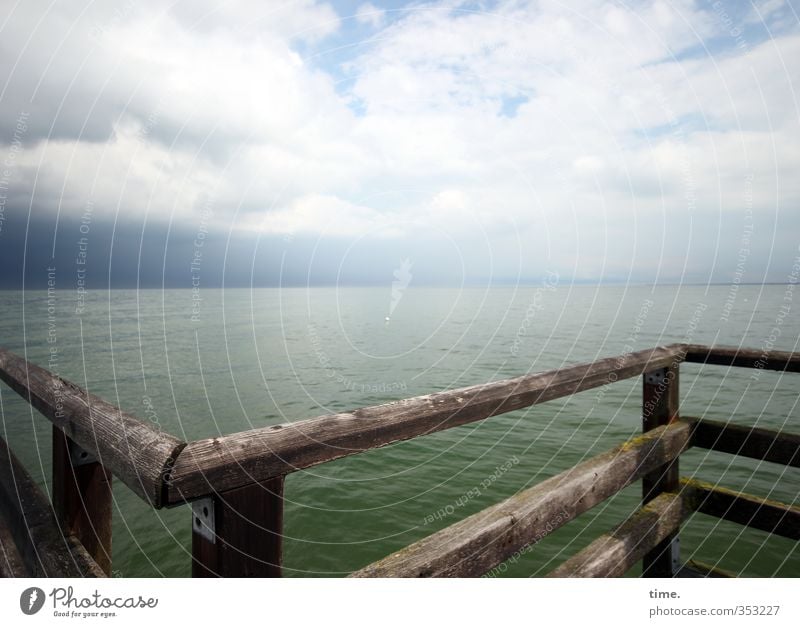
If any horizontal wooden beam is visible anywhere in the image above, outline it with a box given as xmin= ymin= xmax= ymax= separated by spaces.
xmin=350 ymin=421 xmax=693 ymax=577
xmin=677 ymin=559 xmax=735 ymax=578
xmin=686 ymin=417 xmax=800 ymax=468
xmin=681 ymin=478 xmax=800 ymax=541
xmin=168 ymin=344 xmax=686 ymax=504
xmin=0 ymin=437 xmax=105 ymax=577
xmin=0 ymin=349 xmax=184 ymax=507
xmin=683 ymin=345 xmax=800 ymax=373
xmin=547 ymin=491 xmax=692 ymax=578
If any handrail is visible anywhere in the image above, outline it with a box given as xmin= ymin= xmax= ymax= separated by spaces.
xmin=0 ymin=349 xmax=184 ymax=507
xmin=2 ymin=342 xmax=795 ymax=507
xmin=167 ymin=344 xmax=686 ymax=504
xmin=683 ymin=344 xmax=800 ymax=372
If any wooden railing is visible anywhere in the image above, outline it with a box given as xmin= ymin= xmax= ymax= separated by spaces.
xmin=0 ymin=343 xmax=798 ymax=577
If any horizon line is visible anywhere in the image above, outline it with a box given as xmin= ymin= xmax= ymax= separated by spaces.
xmin=0 ymin=281 xmax=794 ymax=291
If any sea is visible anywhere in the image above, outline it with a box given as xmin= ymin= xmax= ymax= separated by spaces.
xmin=0 ymin=284 xmax=797 ymax=576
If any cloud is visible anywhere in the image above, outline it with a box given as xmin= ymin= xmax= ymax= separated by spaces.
xmin=249 ymin=193 xmax=392 ymax=237
xmin=0 ymin=0 xmax=798 ymax=284
xmin=355 ymin=3 xmax=385 ymax=29
xmin=0 ymin=1 xmax=342 ymax=146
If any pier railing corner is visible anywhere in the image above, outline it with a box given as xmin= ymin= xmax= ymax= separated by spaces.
xmin=0 ymin=343 xmax=798 ymax=578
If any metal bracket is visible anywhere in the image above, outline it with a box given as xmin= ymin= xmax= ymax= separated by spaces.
xmin=644 ymin=367 xmax=668 ymax=386
xmin=669 ymin=536 xmax=681 ymax=575
xmin=68 ymin=439 xmax=98 ymax=467
xmin=192 ymin=498 xmax=216 ymax=543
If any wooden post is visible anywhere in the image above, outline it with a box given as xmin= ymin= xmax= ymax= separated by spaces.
xmin=52 ymin=426 xmax=113 ymax=575
xmin=642 ymin=362 xmax=680 ymax=577
xmin=191 ymin=476 xmax=284 ymax=577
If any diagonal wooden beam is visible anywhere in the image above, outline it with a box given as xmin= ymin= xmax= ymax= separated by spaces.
xmin=548 ymin=491 xmax=692 ymax=577
xmin=350 ymin=421 xmax=692 ymax=577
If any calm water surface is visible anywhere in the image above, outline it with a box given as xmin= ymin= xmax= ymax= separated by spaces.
xmin=0 ymin=284 xmax=797 ymax=576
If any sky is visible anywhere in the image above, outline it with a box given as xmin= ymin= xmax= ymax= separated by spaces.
xmin=0 ymin=0 xmax=798 ymax=288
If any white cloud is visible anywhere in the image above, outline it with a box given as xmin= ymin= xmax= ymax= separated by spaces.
xmin=355 ymin=3 xmax=385 ymax=29
xmin=1 ymin=0 xmax=798 ymax=281
xmin=250 ymin=193 xmax=391 ymax=237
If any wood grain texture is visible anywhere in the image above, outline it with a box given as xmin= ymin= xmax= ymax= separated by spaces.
xmin=682 ymin=478 xmax=800 ymax=541
xmin=547 ymin=492 xmax=691 ymax=577
xmin=685 ymin=417 xmax=800 ymax=468
xmin=169 ymin=344 xmax=687 ymax=504
xmin=53 ymin=426 xmax=113 ymax=575
xmin=350 ymin=421 xmax=693 ymax=577
xmin=192 ymin=477 xmax=284 ymax=577
xmin=0 ymin=437 xmax=105 ymax=577
xmin=683 ymin=345 xmax=800 ymax=372
xmin=0 ymin=348 xmax=184 ymax=506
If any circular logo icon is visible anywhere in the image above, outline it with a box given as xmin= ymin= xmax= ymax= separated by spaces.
xmin=20 ymin=587 xmax=45 ymax=615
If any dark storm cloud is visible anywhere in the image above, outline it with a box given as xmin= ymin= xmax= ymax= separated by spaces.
xmin=0 ymin=198 xmax=493 ymax=290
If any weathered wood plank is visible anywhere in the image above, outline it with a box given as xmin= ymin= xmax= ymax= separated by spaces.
xmin=642 ymin=363 xmax=680 ymax=577
xmin=685 ymin=417 xmax=800 ymax=468
xmin=0 ymin=515 xmax=27 ymax=577
xmin=683 ymin=345 xmax=800 ymax=372
xmin=0 ymin=348 xmax=184 ymax=506
xmin=682 ymin=478 xmax=800 ymax=541
xmin=547 ymin=491 xmax=691 ymax=577
xmin=53 ymin=426 xmax=113 ymax=575
xmin=169 ymin=344 xmax=687 ymax=504
xmin=192 ymin=476 xmax=284 ymax=577
xmin=350 ymin=421 xmax=693 ymax=577
xmin=0 ymin=437 xmax=105 ymax=577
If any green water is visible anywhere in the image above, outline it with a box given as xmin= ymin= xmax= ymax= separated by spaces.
xmin=0 ymin=284 xmax=797 ymax=576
